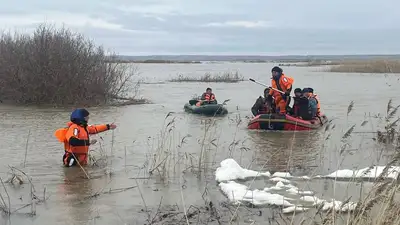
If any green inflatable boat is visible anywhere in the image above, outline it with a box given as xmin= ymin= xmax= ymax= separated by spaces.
xmin=184 ymin=99 xmax=228 ymax=116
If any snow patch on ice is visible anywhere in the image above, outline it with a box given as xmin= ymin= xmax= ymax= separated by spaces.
xmin=322 ymin=166 xmax=400 ymax=180
xmin=219 ymin=181 xmax=294 ymax=207
xmin=282 ymin=205 xmax=309 ymax=214
xmin=272 ymin=172 xmax=292 ymax=178
xmin=215 ymin=158 xmax=270 ymax=182
xmin=216 ymin=159 xmax=361 ymax=214
xmin=269 ymin=177 xmax=291 ymax=183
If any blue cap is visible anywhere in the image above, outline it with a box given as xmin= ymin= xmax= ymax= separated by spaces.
xmin=70 ymin=108 xmax=89 ymax=123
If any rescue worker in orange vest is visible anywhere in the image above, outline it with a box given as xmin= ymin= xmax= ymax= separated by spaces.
xmin=56 ymin=108 xmax=117 ymax=167
xmin=307 ymin=88 xmax=321 ymax=116
xmin=196 ymin=87 xmax=216 ymax=106
xmin=266 ymin=66 xmax=294 ymax=114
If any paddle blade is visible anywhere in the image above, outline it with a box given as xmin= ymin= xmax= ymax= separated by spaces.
xmin=222 ymin=99 xmax=231 ymax=105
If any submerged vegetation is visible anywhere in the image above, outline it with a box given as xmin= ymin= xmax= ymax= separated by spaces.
xmin=168 ymin=71 xmax=244 ymax=83
xmin=0 ymin=24 xmax=145 ymax=106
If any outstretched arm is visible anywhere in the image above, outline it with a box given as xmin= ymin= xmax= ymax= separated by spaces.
xmin=87 ymin=124 xmax=114 ymax=134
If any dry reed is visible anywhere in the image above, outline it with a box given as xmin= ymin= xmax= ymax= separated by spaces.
xmin=329 ymin=59 xmax=400 ymax=73
xmin=168 ymin=71 xmax=244 ymax=83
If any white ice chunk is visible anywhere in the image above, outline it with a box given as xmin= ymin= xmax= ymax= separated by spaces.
xmin=219 ymin=181 xmax=293 ymax=207
xmin=286 ymin=187 xmax=314 ymax=196
xmin=269 ymin=177 xmax=291 ymax=183
xmin=272 ymin=172 xmax=292 ymax=178
xmin=300 ymin=196 xmax=326 ymax=206
xmin=215 ymin=158 xmax=271 ymax=182
xmin=282 ymin=205 xmax=309 ymax=214
xmin=323 ymin=166 xmax=400 ymax=180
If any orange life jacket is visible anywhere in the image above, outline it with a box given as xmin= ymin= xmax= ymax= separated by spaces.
xmin=54 ymin=122 xmax=109 ymax=154
xmin=204 ymin=93 xmax=215 ymax=101
xmin=269 ymin=73 xmax=294 ymax=97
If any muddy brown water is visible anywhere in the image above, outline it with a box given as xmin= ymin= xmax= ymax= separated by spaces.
xmin=0 ymin=63 xmax=398 ymax=224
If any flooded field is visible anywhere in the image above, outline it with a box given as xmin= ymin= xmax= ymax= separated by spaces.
xmin=0 ymin=62 xmax=399 ymax=224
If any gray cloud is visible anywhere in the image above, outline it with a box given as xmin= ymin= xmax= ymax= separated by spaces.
xmin=0 ymin=0 xmax=399 ymax=55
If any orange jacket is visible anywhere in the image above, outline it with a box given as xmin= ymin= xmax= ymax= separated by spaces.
xmin=201 ymin=93 xmax=215 ymax=101
xmin=269 ymin=73 xmax=294 ymax=97
xmin=55 ymin=122 xmax=110 ymax=154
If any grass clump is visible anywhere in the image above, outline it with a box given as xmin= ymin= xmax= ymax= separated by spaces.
xmin=279 ymin=60 xmax=339 ymax=67
xmin=329 ymin=59 xmax=400 ymax=73
xmin=169 ymin=71 xmax=244 ymax=83
xmin=0 ymin=23 xmax=143 ymax=106
xmin=105 ymin=58 xmax=201 ymax=64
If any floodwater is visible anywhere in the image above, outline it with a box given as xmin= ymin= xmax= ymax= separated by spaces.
xmin=0 ymin=63 xmax=398 ymax=224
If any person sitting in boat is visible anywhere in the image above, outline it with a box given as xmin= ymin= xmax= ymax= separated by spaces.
xmin=251 ymin=87 xmax=275 ymax=116
xmin=306 ymin=87 xmax=321 ymax=117
xmin=266 ymin=66 xmax=294 ymax=114
xmin=300 ymin=88 xmax=318 ymax=120
xmin=196 ymin=87 xmax=216 ymax=106
xmin=287 ymin=88 xmax=303 ymax=116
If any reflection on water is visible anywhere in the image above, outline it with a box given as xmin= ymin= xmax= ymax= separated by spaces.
xmin=0 ymin=63 xmax=398 ymax=224
xmin=248 ymin=130 xmax=324 ymax=175
xmin=58 ymin=168 xmax=95 ymax=224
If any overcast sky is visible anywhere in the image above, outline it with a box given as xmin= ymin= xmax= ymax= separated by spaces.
xmin=0 ymin=0 xmax=399 ymax=55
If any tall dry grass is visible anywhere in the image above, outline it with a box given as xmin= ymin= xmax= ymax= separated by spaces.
xmin=107 ymin=59 xmax=201 ymax=64
xmin=288 ymin=99 xmax=400 ymax=225
xmin=168 ymin=71 xmax=244 ymax=83
xmin=0 ymin=23 xmax=142 ymax=106
xmin=329 ymin=60 xmax=400 ymax=73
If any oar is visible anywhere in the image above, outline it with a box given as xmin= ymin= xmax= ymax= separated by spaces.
xmin=248 ymin=78 xmax=286 ymax=94
xmin=222 ymin=99 xmax=230 ymax=105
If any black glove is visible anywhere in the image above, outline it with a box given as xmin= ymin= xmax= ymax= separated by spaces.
xmin=282 ymin=91 xmax=290 ymax=101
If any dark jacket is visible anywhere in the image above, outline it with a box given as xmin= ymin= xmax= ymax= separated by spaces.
xmin=295 ymin=97 xmax=316 ymax=120
xmin=251 ymin=96 xmax=274 ymax=116
xmin=289 ymin=97 xmax=301 ymax=116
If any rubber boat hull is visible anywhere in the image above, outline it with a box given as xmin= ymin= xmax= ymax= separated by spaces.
xmin=184 ymin=102 xmax=228 ymax=116
xmin=247 ymin=113 xmax=328 ymax=131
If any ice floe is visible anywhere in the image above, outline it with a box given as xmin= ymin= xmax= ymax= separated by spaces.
xmin=271 ymin=172 xmax=292 ymax=178
xmin=215 ymin=158 xmax=270 ymax=182
xmin=282 ymin=205 xmax=309 ymax=214
xmin=216 ymin=158 xmax=400 ymax=183
xmin=320 ymin=166 xmax=400 ymax=180
xmin=269 ymin=177 xmax=291 ymax=183
xmin=219 ymin=181 xmax=293 ymax=207
xmin=216 ymin=158 xmax=363 ymax=214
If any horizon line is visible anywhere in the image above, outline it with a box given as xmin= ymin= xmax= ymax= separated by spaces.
xmin=116 ymin=53 xmax=400 ymax=57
